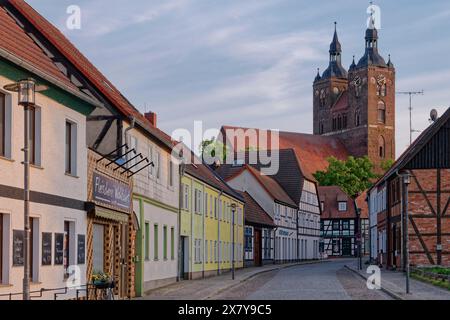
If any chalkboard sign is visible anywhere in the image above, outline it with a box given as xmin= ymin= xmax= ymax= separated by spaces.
xmin=54 ymin=233 xmax=64 ymax=265
xmin=42 ymin=233 xmax=52 ymax=266
xmin=77 ymin=234 xmax=85 ymax=264
xmin=13 ymin=230 xmax=24 ymax=266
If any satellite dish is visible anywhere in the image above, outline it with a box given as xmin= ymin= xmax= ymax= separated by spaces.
xmin=430 ymin=109 xmax=438 ymax=122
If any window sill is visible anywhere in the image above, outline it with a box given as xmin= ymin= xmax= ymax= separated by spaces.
xmin=30 ymin=164 xmax=44 ymax=170
xmin=65 ymin=173 xmax=79 ymax=179
xmin=0 ymin=284 xmax=13 ymax=288
xmin=0 ymin=156 xmax=14 ymax=163
xmin=30 ymin=282 xmax=43 ymax=286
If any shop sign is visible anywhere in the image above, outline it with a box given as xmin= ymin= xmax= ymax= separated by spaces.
xmin=93 ymin=172 xmax=131 ymax=211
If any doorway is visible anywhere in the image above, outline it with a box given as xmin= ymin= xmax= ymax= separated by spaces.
xmin=342 ymin=238 xmax=352 ymax=256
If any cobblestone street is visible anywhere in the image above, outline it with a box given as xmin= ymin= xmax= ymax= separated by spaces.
xmin=142 ymin=259 xmax=396 ymax=300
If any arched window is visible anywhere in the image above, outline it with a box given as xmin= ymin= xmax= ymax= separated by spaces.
xmin=377 ymin=101 xmax=386 ymax=124
xmin=332 ymin=117 xmax=337 ymax=131
xmin=319 ymin=121 xmax=324 ymax=134
xmin=343 ymin=113 xmax=348 ymax=129
xmin=378 ymin=136 xmax=385 ymax=158
xmin=320 ymin=90 xmax=326 ymax=108
xmin=337 ymin=115 xmax=342 ymax=130
xmin=355 ymin=109 xmax=361 ymax=127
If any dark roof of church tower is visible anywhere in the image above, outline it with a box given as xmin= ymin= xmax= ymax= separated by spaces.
xmin=322 ymin=23 xmax=347 ymax=79
xmin=357 ymin=15 xmax=387 ymax=68
xmin=329 ymin=22 xmax=342 ymax=53
xmin=314 ymin=68 xmax=321 ymax=82
xmin=349 ymin=55 xmax=357 ymax=71
xmin=387 ymin=54 xmax=394 ymax=68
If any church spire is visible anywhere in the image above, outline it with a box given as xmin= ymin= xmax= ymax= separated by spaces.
xmin=322 ymin=22 xmax=347 ymax=79
xmin=356 ymin=6 xmax=386 ymax=68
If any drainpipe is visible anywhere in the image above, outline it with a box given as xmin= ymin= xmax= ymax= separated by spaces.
xmin=124 ymin=117 xmax=136 ymax=148
xmin=217 ymin=190 xmax=223 ymax=275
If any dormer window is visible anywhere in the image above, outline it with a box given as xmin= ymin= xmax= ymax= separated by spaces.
xmin=338 ymin=201 xmax=347 ymax=212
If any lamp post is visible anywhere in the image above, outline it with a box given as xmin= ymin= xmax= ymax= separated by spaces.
xmin=3 ymin=78 xmax=47 ymax=300
xmin=230 ymin=203 xmax=237 ymax=280
xmin=353 ymin=196 xmax=362 ymax=270
xmin=401 ymin=171 xmax=411 ymax=294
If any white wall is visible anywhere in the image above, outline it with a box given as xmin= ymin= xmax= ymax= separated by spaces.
xmin=0 ymin=76 xmax=89 ymax=300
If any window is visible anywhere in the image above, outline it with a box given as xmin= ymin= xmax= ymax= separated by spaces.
xmin=205 ymin=240 xmax=208 ymax=263
xmin=148 ymin=145 xmax=154 ymax=177
xmin=168 ymin=160 xmax=174 ymax=187
xmin=163 ymin=226 xmax=168 ymax=260
xmin=209 ymin=195 xmax=213 ymax=217
xmin=214 ymin=197 xmax=218 ymax=219
xmin=27 ymin=106 xmax=41 ymax=165
xmin=155 ymin=152 xmax=161 ymax=180
xmin=65 ymin=121 xmax=77 ymax=175
xmin=377 ymin=101 xmax=386 ymax=124
xmin=333 ymin=220 xmax=340 ymax=231
xmin=0 ymin=93 xmax=5 ymax=157
xmin=0 ymin=214 xmax=3 ymax=283
xmin=93 ymin=224 xmax=104 ymax=272
xmin=337 ymin=115 xmax=342 ymax=130
xmin=154 ymin=224 xmax=159 ymax=260
xmin=338 ymin=201 xmax=347 ymax=212
xmin=343 ymin=113 xmax=347 ymax=129
xmin=182 ymin=184 xmax=189 ymax=210
xmin=332 ymin=117 xmax=337 ymax=131
xmin=170 ymin=227 xmax=175 ymax=260
xmin=204 ymin=194 xmax=208 ymax=217
xmin=214 ymin=241 xmax=217 ymax=262
xmin=210 ymin=240 xmax=213 ymax=263
xmin=194 ymin=189 xmax=202 ymax=214
xmin=379 ymin=135 xmax=386 ymax=158
xmin=355 ymin=109 xmax=361 ymax=127
xmin=63 ymin=221 xmax=73 ymax=277
xmin=321 ymin=201 xmax=324 ymax=212
xmin=245 ymin=227 xmax=253 ymax=252
xmin=145 ymin=222 xmax=150 ymax=260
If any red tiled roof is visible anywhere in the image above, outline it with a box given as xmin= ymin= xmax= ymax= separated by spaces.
xmin=318 ymin=186 xmax=368 ymax=219
xmin=0 ymin=5 xmax=77 ymax=90
xmin=221 ymin=126 xmax=349 ymax=181
xmin=331 ymin=90 xmax=348 ymax=112
xmin=237 ymin=191 xmax=276 ymax=228
xmin=9 ymin=0 xmax=174 ymax=149
xmin=225 ymin=164 xmax=296 ymax=207
xmin=184 ymin=151 xmax=243 ymax=202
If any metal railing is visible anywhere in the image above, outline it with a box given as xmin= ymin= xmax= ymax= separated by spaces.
xmin=0 ymin=284 xmax=91 ymax=301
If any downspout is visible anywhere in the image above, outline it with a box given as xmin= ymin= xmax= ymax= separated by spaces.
xmin=217 ymin=190 xmax=223 ymax=275
xmin=177 ymin=159 xmax=185 ymax=281
xmin=124 ymin=117 xmax=136 ymax=146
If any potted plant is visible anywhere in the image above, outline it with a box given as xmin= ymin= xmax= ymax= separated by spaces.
xmin=91 ymin=271 xmax=113 ymax=289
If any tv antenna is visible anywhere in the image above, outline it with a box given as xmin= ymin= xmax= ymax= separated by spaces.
xmin=396 ymin=90 xmax=424 ymax=145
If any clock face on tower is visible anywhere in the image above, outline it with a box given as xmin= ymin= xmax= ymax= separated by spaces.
xmin=351 ymin=76 xmax=362 ymax=97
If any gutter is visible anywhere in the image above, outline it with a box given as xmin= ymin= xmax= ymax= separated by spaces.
xmin=0 ymin=48 xmax=103 ymax=109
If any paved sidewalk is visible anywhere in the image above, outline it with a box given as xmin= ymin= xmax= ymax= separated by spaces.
xmin=140 ymin=260 xmax=328 ymax=300
xmin=345 ymin=261 xmax=450 ymax=300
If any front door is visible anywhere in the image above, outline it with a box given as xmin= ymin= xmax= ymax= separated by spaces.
xmin=342 ymin=238 xmax=351 ymax=256
xmin=254 ymin=229 xmax=262 ymax=266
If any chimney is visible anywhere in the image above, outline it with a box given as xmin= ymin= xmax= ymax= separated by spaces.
xmin=145 ymin=112 xmax=157 ymax=127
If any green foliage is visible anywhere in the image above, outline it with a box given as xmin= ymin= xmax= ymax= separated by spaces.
xmin=200 ymin=138 xmax=230 ymax=163
xmin=380 ymin=159 xmax=395 ymax=172
xmin=313 ymin=156 xmax=378 ymax=197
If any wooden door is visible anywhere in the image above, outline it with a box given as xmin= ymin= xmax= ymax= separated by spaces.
xmin=254 ymin=229 xmax=262 ymax=266
xmin=0 ymin=214 xmax=2 ymax=283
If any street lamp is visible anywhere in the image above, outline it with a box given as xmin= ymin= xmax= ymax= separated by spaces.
xmin=400 ymin=171 xmax=411 ymax=294
xmin=3 ymin=78 xmax=48 ymax=300
xmin=353 ymin=196 xmax=363 ymax=271
xmin=229 ymin=203 xmax=237 ymax=280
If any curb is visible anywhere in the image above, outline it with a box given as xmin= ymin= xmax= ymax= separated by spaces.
xmin=344 ymin=265 xmax=404 ymax=300
xmin=205 ymin=260 xmax=330 ymax=300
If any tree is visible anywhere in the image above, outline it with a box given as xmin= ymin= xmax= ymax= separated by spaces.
xmin=200 ymin=138 xmax=230 ymax=164
xmin=380 ymin=159 xmax=395 ymax=172
xmin=313 ymin=156 xmax=378 ymax=197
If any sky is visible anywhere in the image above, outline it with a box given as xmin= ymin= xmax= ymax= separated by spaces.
xmin=27 ymin=0 xmax=450 ymax=157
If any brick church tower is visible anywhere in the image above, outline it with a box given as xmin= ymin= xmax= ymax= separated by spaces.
xmin=313 ymin=17 xmax=395 ymax=170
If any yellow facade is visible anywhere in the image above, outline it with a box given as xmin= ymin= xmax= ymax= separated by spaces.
xmin=180 ymin=173 xmax=244 ymax=279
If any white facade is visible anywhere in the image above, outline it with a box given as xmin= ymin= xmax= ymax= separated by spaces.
xmin=127 ymin=124 xmax=180 ymax=292
xmin=0 ymin=75 xmax=90 ymax=300
xmin=226 ymin=168 xmax=300 ymax=262
xmin=297 ymin=180 xmax=321 ymax=260
xmin=368 ymin=185 xmax=387 ymax=260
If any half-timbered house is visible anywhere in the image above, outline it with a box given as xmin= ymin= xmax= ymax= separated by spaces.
xmin=369 ymin=107 xmax=450 ymax=268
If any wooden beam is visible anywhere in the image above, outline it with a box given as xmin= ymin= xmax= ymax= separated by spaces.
xmin=409 ymin=216 xmax=435 ymax=264
xmin=412 ymin=174 xmax=437 ymax=216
